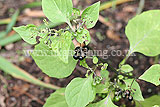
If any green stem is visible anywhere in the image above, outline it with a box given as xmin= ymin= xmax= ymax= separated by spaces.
xmin=119 ymin=49 xmax=133 ymax=67
xmin=136 ymin=0 xmax=145 ymax=15
xmin=67 ymin=21 xmax=75 ymax=32
xmin=88 ymin=46 xmax=134 ymax=78
xmin=89 ymin=67 xmax=97 ymax=77
xmin=154 ymin=55 xmax=159 ymax=64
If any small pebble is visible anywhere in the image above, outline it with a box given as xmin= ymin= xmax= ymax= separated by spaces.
xmin=5 ymin=44 xmax=14 ymax=50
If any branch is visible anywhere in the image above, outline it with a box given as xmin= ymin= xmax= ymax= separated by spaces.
xmin=87 ymin=46 xmax=135 ymax=79
xmin=100 ymin=0 xmax=133 ymax=11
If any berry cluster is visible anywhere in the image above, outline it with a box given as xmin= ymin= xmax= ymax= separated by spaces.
xmin=115 ymin=89 xmax=133 ymax=101
xmin=122 ymin=90 xmax=133 ymax=101
xmin=92 ymin=76 xmax=103 ymax=86
xmin=73 ymin=46 xmax=89 ymax=60
xmin=98 ymin=93 xmax=108 ymax=99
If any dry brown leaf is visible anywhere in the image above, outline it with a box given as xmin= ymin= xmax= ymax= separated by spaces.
xmin=24 ymin=9 xmax=45 ymax=18
xmin=0 ymin=95 xmax=6 ymax=107
xmin=44 ymin=76 xmax=50 ymax=83
xmin=106 ymin=30 xmax=120 ymax=41
xmin=123 ymin=5 xmax=136 ymax=13
xmin=12 ymin=84 xmax=29 ymax=97
xmin=99 ymin=15 xmax=114 ymax=29
xmin=24 ymin=58 xmax=32 ymax=64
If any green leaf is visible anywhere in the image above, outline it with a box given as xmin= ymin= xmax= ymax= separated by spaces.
xmin=0 ymin=10 xmax=19 ymax=39
xmin=7 ymin=10 xmax=19 ymax=34
xmin=44 ymin=88 xmax=68 ymax=107
xmin=42 ymin=0 xmax=73 ymax=25
xmin=100 ymin=69 xmax=109 ymax=81
xmin=65 ymin=76 xmax=95 ymax=107
xmin=31 ymin=42 xmax=77 ymax=78
xmin=126 ymin=10 xmax=160 ymax=56
xmin=87 ymin=94 xmax=118 ymax=107
xmin=136 ymin=95 xmax=160 ymax=107
xmin=95 ymin=83 xmax=109 ymax=93
xmin=0 ymin=33 xmax=21 ymax=47
xmin=124 ymin=79 xmax=144 ymax=101
xmin=139 ymin=64 xmax=160 ymax=86
xmin=80 ymin=59 xmax=89 ymax=69
xmin=121 ymin=64 xmax=133 ymax=72
xmin=13 ymin=24 xmax=46 ymax=45
xmin=81 ymin=1 xmax=100 ymax=29
xmin=0 ymin=56 xmax=59 ymax=90
xmin=72 ymin=8 xmax=80 ymax=20
xmin=0 ymin=31 xmax=7 ymax=39
xmin=93 ymin=56 xmax=98 ymax=64
xmin=51 ymin=31 xmax=72 ymax=63
xmin=76 ymin=29 xmax=91 ymax=45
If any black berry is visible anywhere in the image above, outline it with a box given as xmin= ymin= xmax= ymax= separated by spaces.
xmin=80 ymin=51 xmax=86 ymax=58
xmin=73 ymin=54 xmax=79 ymax=60
xmin=79 ymin=56 xmax=84 ymax=60
xmin=82 ymin=46 xmax=89 ymax=52
xmin=126 ymin=90 xmax=131 ymax=96
xmin=73 ymin=46 xmax=88 ymax=60
xmin=122 ymin=92 xmax=127 ymax=98
xmin=74 ymin=47 xmax=80 ymax=52
xmin=128 ymin=96 xmax=133 ymax=101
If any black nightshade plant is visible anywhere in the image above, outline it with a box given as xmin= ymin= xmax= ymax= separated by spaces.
xmin=13 ymin=0 xmax=160 ymax=106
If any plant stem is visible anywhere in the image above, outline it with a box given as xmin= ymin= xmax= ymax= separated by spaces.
xmin=108 ymin=64 xmax=135 ymax=79
xmin=67 ymin=21 xmax=75 ymax=32
xmin=136 ymin=0 xmax=145 ymax=15
xmin=119 ymin=49 xmax=133 ymax=67
xmin=154 ymin=55 xmax=159 ymax=64
xmin=100 ymin=0 xmax=133 ymax=11
xmin=88 ymin=46 xmax=135 ymax=79
xmin=89 ymin=67 xmax=97 ymax=77
xmin=130 ymin=79 xmax=135 ymax=87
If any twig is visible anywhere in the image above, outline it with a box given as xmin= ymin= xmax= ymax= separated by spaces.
xmin=0 ymin=0 xmax=134 ymax=25
xmin=100 ymin=0 xmax=133 ymax=11
xmin=136 ymin=0 xmax=145 ymax=15
xmin=24 ymin=92 xmax=44 ymax=105
xmin=108 ymin=63 xmax=135 ymax=79
xmin=87 ymin=46 xmax=135 ymax=79
xmin=98 ymin=15 xmax=114 ymax=29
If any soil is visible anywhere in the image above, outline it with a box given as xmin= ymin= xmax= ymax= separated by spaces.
xmin=0 ymin=0 xmax=160 ymax=107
